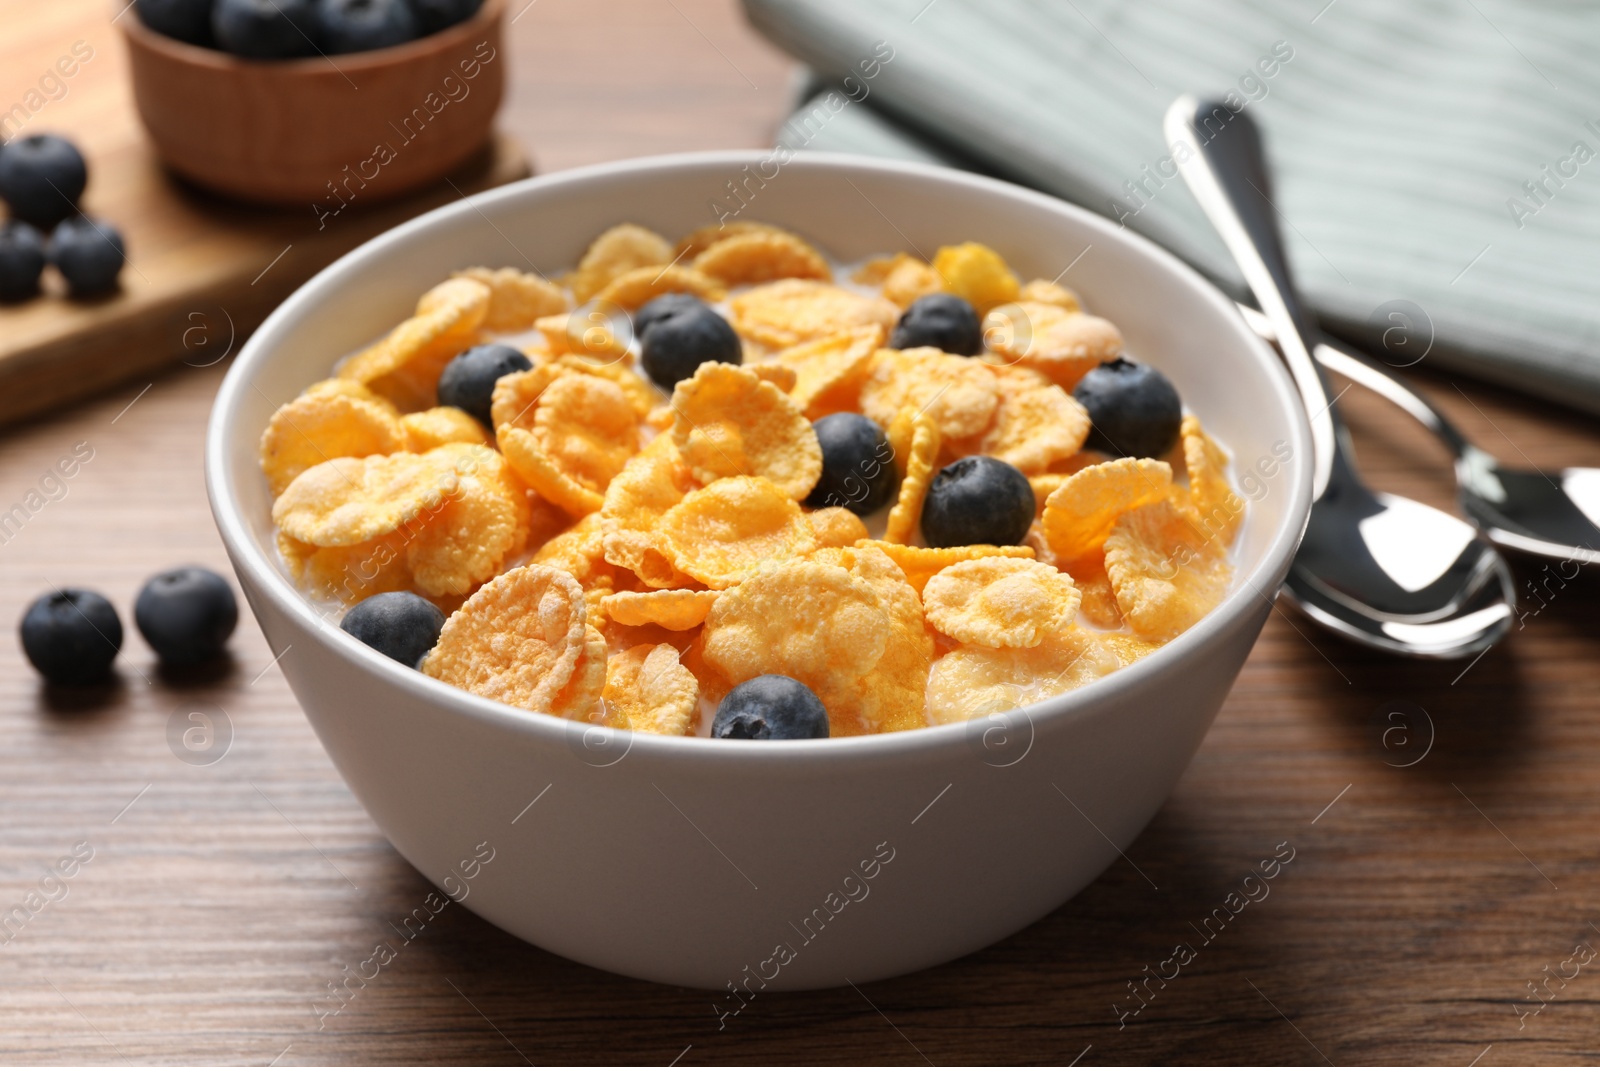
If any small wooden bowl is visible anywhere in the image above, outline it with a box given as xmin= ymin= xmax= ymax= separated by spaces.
xmin=120 ymin=0 xmax=505 ymax=206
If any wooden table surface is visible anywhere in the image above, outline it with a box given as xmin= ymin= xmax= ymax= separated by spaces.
xmin=4 ymin=3 xmax=1599 ymax=1064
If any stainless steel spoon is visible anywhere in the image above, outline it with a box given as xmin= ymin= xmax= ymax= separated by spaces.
xmin=1233 ymin=305 xmax=1600 ymax=567
xmin=1164 ymin=95 xmax=1515 ymax=659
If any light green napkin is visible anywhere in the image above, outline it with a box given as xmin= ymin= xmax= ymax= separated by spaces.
xmin=745 ymin=0 xmax=1600 ymax=414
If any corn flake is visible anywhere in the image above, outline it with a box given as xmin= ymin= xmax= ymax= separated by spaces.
xmin=281 ymin=529 xmax=412 ymax=603
xmin=729 ymin=279 xmax=900 ymax=350
xmin=983 ymin=302 xmax=1121 ymax=391
xmin=1104 ymin=500 xmax=1233 ymax=641
xmin=1181 ymin=416 xmax=1244 ymax=549
xmin=600 ymin=588 xmax=720 ymax=631
xmin=405 ymin=445 xmax=532 ymax=598
xmin=674 ymin=221 xmax=787 ymax=260
xmin=923 ymin=557 xmax=1081 ymax=648
xmin=273 ymin=451 xmax=457 ymax=548
xmin=400 ymin=406 xmax=491 ymax=451
xmin=601 ymin=644 xmax=698 ymax=735
xmin=925 ymin=627 xmax=1120 ymax=724
xmin=747 ymin=362 xmax=798 ymax=392
xmin=931 ymin=242 xmax=1019 ymax=314
xmin=260 ymin=390 xmax=407 ymax=496
xmin=860 ymin=347 xmax=999 ymax=441
xmin=339 ymin=277 xmax=490 ymax=410
xmin=569 ymin=223 xmax=672 ymax=303
xmin=453 ymin=266 xmax=571 ymax=331
xmin=1063 ymin=550 xmax=1123 ymax=630
xmin=946 ymin=365 xmax=1089 ymax=475
xmin=693 ymin=230 xmax=831 ymax=285
xmin=808 ymin=506 xmax=869 ymax=548
xmin=1016 ymin=279 xmax=1082 ymax=311
xmin=670 ymin=363 xmax=821 ymax=499
xmin=775 ymin=326 xmax=883 ymax=419
xmin=494 ymin=365 xmax=641 ymax=516
xmin=536 ymin=310 xmax=630 ymax=362
xmin=657 ymin=476 xmax=818 ymax=589
xmin=552 ymin=624 xmax=609 ymax=720
xmin=600 ymin=435 xmax=700 ymax=588
xmin=858 ymin=540 xmax=1034 ymax=595
xmin=881 ymin=253 xmax=945 ymax=308
xmin=533 ymin=511 xmax=616 ymax=590
xmin=1041 ymin=457 xmax=1173 ymax=562
xmin=594 ymin=264 xmax=727 ymax=310
xmin=884 ymin=407 xmax=940 ymax=544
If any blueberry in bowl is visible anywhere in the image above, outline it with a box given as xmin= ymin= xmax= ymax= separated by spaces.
xmin=134 ymin=0 xmax=217 ymax=46
xmin=408 ymin=0 xmax=484 ymax=34
xmin=316 ymin=0 xmax=420 ymax=54
xmin=211 ymin=0 xmax=322 ymax=59
xmin=806 ymin=413 xmax=897 ymax=516
xmin=437 ymin=343 xmax=533 ymax=427
xmin=638 ymin=297 xmax=742 ymax=389
xmin=711 ymin=675 xmax=830 ymax=740
xmin=920 ymin=455 xmax=1034 ymax=548
xmin=890 ymin=293 xmax=983 ymax=355
xmin=1073 ymin=357 xmax=1183 ymax=459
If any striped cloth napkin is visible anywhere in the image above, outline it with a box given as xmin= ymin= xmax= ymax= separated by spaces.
xmin=743 ymin=0 xmax=1600 ymax=413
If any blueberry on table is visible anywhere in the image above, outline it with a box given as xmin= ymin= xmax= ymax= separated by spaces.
xmin=632 ymin=292 xmax=703 ymax=341
xmin=437 ymin=343 xmax=533 ymax=427
xmin=406 ymin=0 xmax=483 ymax=34
xmin=639 ymin=300 xmax=742 ymax=389
xmin=134 ymin=0 xmax=217 ymax=45
xmin=889 ymin=293 xmax=983 ymax=356
xmin=806 ymin=413 xmax=897 ymax=516
xmin=0 ymin=134 xmax=88 ymax=230
xmin=340 ymin=592 xmax=446 ymax=667
xmin=49 ymin=217 xmax=126 ymax=297
xmin=0 ymin=221 xmax=46 ymax=302
xmin=134 ymin=566 xmax=239 ymax=666
xmin=316 ymin=0 xmax=419 ymax=53
xmin=20 ymin=589 xmax=123 ymax=686
xmin=212 ymin=0 xmax=321 ymax=58
xmin=921 ymin=456 xmax=1034 ymax=548
xmin=1072 ymin=357 xmax=1183 ymax=459
xmin=711 ymin=675 xmax=830 ymax=740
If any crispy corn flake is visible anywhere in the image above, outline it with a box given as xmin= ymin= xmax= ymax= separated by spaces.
xmin=1041 ymin=457 xmax=1173 ymax=562
xmin=260 ymin=391 xmax=407 ymax=496
xmin=1062 ymin=549 xmax=1123 ymax=630
xmin=595 ymin=264 xmax=728 ymax=311
xmin=858 ymin=540 xmax=1035 ymax=595
xmin=931 ymin=242 xmax=1019 ymax=315
xmin=552 ymin=624 xmax=609 ymax=720
xmin=303 ymin=378 xmax=400 ymax=413
xmin=339 ymin=277 xmax=490 ymax=410
xmin=983 ymin=302 xmax=1121 ymax=390
xmin=670 ymin=363 xmax=822 ymax=500
xmin=860 ymin=347 xmax=1000 ymax=441
xmin=693 ymin=230 xmax=832 ymax=285
xmin=405 ymin=445 xmax=532 ymax=598
xmin=1093 ymin=630 xmax=1163 ymax=667
xmin=808 ymin=506 xmax=870 ymax=548
xmin=493 ymin=365 xmax=640 ymax=517
xmin=1029 ymin=473 xmax=1069 ymax=516
xmin=536 ymin=310 xmax=630 ymax=362
xmin=532 ymin=511 xmax=616 ymax=590
xmin=453 ymin=266 xmax=571 ymax=331
xmin=1016 ymin=279 xmax=1082 ymax=311
xmin=400 ymin=406 xmax=491 ymax=451
xmin=923 ymin=557 xmax=1081 ymax=649
xmin=775 ymin=325 xmax=882 ymax=419
xmin=1181 ymin=416 xmax=1244 ymax=549
xmin=553 ymin=355 xmax=657 ymax=419
xmin=925 ymin=627 xmax=1120 ymax=725
xmin=600 ymin=435 xmax=700 ymax=588
xmin=282 ymin=529 xmax=413 ymax=602
xmin=728 ymin=279 xmax=900 ymax=350
xmin=657 ymin=476 xmax=819 ymax=589
xmin=422 ymin=565 xmax=590 ymax=713
xmin=884 ymin=408 xmax=940 ymax=545
xmin=601 ymin=644 xmax=698 ymax=735
xmin=747 ymin=362 xmax=798 ymax=392
xmin=272 ymin=451 xmax=457 ymax=548
xmin=881 ymin=253 xmax=945 ymax=309
xmin=600 ymin=588 xmax=720 ymax=630
xmin=679 ymin=630 xmax=731 ymax=710
xmin=569 ymin=223 xmax=672 ymax=303
xmin=1104 ymin=500 xmax=1233 ymax=641
xmin=674 ymin=221 xmax=787 ymax=260
xmin=947 ymin=365 xmax=1089 ymax=474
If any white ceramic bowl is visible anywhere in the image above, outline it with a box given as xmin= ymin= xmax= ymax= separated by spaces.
xmin=207 ymin=152 xmax=1312 ymax=991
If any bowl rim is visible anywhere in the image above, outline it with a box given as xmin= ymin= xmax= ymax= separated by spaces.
xmin=118 ymin=0 xmax=504 ymax=72
xmin=206 ymin=149 xmax=1313 ymax=765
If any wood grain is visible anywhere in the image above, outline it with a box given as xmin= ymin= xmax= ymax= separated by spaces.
xmin=4 ymin=2 xmax=1600 ymax=1065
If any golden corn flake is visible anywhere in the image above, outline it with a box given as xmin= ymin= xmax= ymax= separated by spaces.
xmin=601 ymin=643 xmax=698 ymax=735
xmin=881 ymin=253 xmax=945 ymax=309
xmin=594 ymin=264 xmax=727 ymax=311
xmin=1094 ymin=630 xmax=1163 ymax=667
xmin=728 ymin=279 xmax=900 ymax=350
xmin=536 ymin=310 xmax=630 ymax=362
xmin=747 ymin=362 xmax=798 ymax=392
xmin=1016 ymin=278 xmax=1082 ymax=311
xmin=422 ymin=565 xmax=590 ymax=714
xmin=775 ymin=325 xmax=883 ymax=419
xmin=554 ymin=354 xmax=656 ymax=419
xmin=600 ymin=434 xmax=700 ymax=588
xmin=600 ymin=588 xmax=720 ymax=631
xmin=656 ymin=476 xmax=818 ymax=589
xmin=552 ymin=623 xmax=609 ymax=720
xmin=494 ymin=365 xmax=641 ymax=517
xmin=400 ymin=406 xmax=490 ymax=451
xmin=884 ymin=407 xmax=940 ymax=545
xmin=339 ymin=277 xmax=490 ymax=410
xmin=1029 ymin=473 xmax=1068 ymax=516
xmin=453 ymin=266 xmax=571 ymax=331
xmin=860 ymin=540 xmax=1035 ymax=595
xmin=281 ymin=529 xmax=413 ymax=603
xmin=273 ymin=451 xmax=457 ymax=548
xmin=808 ymin=506 xmax=869 ymax=548
xmin=671 ymin=363 xmax=821 ymax=499
xmin=860 ymin=347 xmax=999 ymax=441
xmin=260 ymin=390 xmax=407 ymax=496
xmin=1104 ymin=500 xmax=1233 ymax=641
xmin=693 ymin=230 xmax=831 ymax=286
xmin=923 ymin=557 xmax=1081 ymax=649
xmin=1063 ymin=549 xmax=1123 ymax=630
xmin=569 ymin=223 xmax=672 ymax=303
xmin=533 ymin=511 xmax=616 ymax=590
xmin=983 ymin=302 xmax=1122 ymax=391
xmin=931 ymin=242 xmax=1019 ymax=315
xmin=1181 ymin=416 xmax=1244 ymax=549
xmin=925 ymin=627 xmax=1121 ymax=725
xmin=947 ymin=365 xmax=1089 ymax=474
xmin=303 ymin=378 xmax=400 ymax=413
xmin=674 ymin=220 xmax=787 ymax=260
xmin=1041 ymin=457 xmax=1173 ymax=562
xmin=405 ymin=445 xmax=532 ymax=598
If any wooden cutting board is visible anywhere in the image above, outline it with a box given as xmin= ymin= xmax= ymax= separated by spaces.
xmin=0 ymin=0 xmax=530 ymax=430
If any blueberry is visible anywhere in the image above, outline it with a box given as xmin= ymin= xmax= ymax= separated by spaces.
xmin=437 ymin=343 xmax=533 ymax=426
xmin=0 ymin=134 xmax=88 ymax=229
xmin=0 ymin=221 xmax=46 ymax=302
xmin=212 ymin=0 xmax=320 ymax=58
xmin=1072 ymin=357 xmax=1183 ymax=458
xmin=405 ymin=0 xmax=482 ymax=34
xmin=638 ymin=300 xmax=741 ymax=389
xmin=50 ymin=217 xmax=126 ymax=297
xmin=134 ymin=566 xmax=238 ymax=666
xmin=921 ymin=456 xmax=1033 ymax=548
xmin=711 ymin=675 xmax=830 ymax=740
xmin=889 ymin=293 xmax=982 ymax=356
xmin=316 ymin=0 xmax=418 ymax=52
xmin=20 ymin=588 xmax=122 ymax=686
xmin=135 ymin=0 xmax=217 ymax=45
xmin=805 ymin=413 xmax=896 ymax=516
xmin=340 ymin=592 xmax=446 ymax=667
xmin=632 ymin=292 xmax=703 ymax=341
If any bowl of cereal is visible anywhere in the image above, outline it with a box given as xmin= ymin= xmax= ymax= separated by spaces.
xmin=207 ymin=151 xmax=1312 ymax=990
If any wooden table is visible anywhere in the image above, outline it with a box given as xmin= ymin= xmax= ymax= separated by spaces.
xmin=4 ymin=3 xmax=1598 ymax=1064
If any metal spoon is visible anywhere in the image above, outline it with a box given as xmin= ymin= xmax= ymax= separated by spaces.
xmin=1164 ymin=96 xmax=1515 ymax=659
xmin=1233 ymin=306 xmax=1600 ymax=567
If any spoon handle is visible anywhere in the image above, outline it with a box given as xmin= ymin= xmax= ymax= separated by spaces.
xmin=1163 ymin=96 xmax=1337 ymax=499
